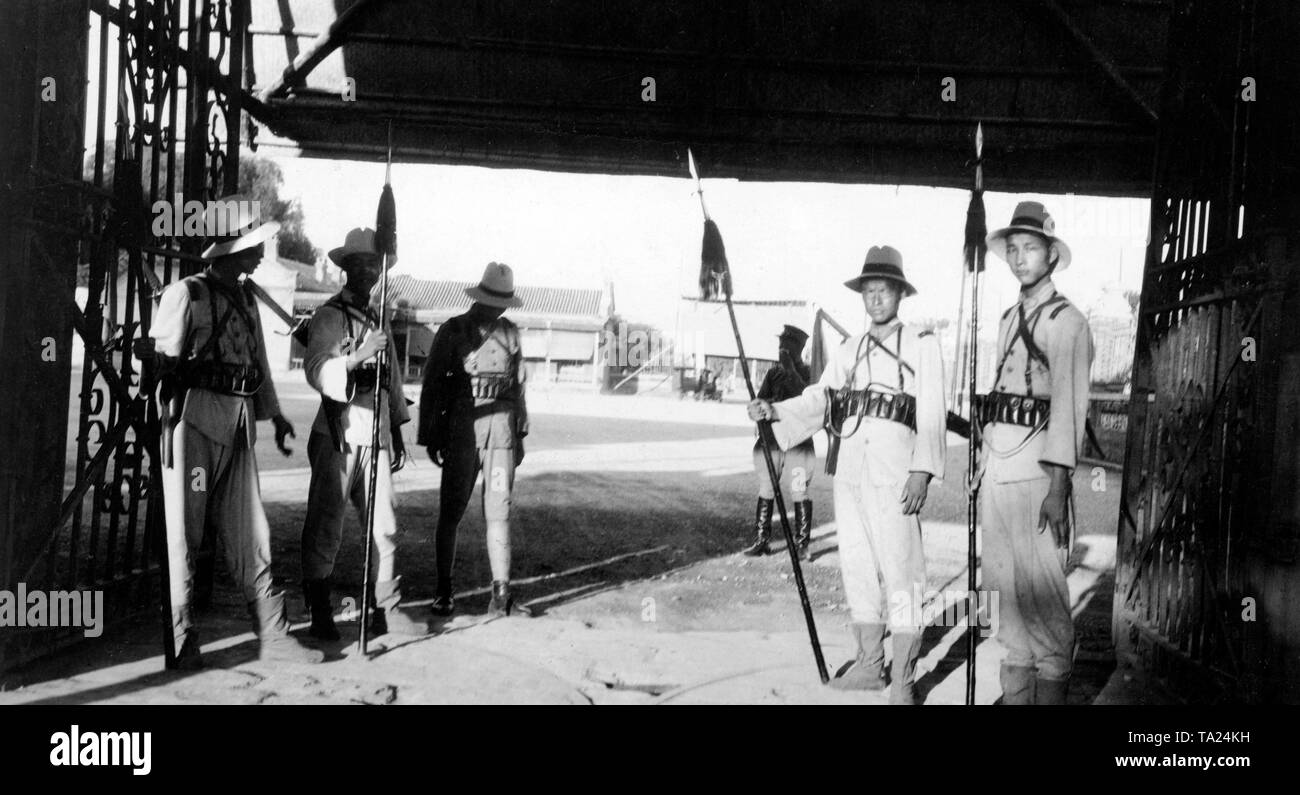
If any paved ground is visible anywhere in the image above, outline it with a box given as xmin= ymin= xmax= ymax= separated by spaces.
xmin=6 ymin=375 xmax=1125 ymax=704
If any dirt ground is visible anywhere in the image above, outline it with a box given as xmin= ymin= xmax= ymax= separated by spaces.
xmin=3 ymin=374 xmax=1122 ymax=705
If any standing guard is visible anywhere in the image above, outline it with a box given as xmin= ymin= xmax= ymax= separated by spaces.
xmin=299 ymin=227 xmax=430 ymax=641
xmin=135 ymin=195 xmax=323 ymax=669
xmin=749 ymin=246 xmax=947 ymax=704
xmin=743 ymin=325 xmax=816 ymax=559
xmin=418 ymin=263 xmax=532 ymax=618
xmin=976 ymin=201 xmax=1093 ymax=705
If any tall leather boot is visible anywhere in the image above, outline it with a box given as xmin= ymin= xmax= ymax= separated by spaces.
xmin=303 ymin=579 xmax=340 ymax=641
xmin=250 ymin=593 xmax=325 ymax=664
xmin=369 ymin=577 xmax=433 ymax=636
xmin=170 ymin=629 xmax=205 ymax=671
xmin=489 ymin=580 xmax=533 ymax=617
xmin=793 ymin=499 xmax=813 ymax=560
xmin=742 ymin=498 xmax=774 ymax=557
xmin=828 ymin=623 xmax=887 ymax=691
xmin=1034 ymin=675 xmax=1068 ymax=705
xmin=889 ymin=631 xmax=924 ymax=704
xmin=999 ymin=664 xmax=1036 ymax=705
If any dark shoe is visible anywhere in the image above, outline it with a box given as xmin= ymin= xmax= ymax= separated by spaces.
xmin=742 ymin=498 xmax=774 ymax=557
xmin=489 ymin=580 xmax=533 ymax=617
xmin=251 ymin=593 xmax=325 ymax=664
xmin=794 ymin=499 xmax=813 ymax=560
xmin=828 ymin=623 xmax=887 ymax=691
xmin=888 ymin=632 xmax=923 ymax=705
xmin=371 ymin=577 xmax=433 ymax=636
xmin=304 ymin=579 xmax=340 ymax=641
xmin=430 ymin=593 xmax=455 ymax=617
xmin=170 ymin=630 xmax=205 ymax=671
xmin=999 ymin=664 xmax=1036 ymax=705
xmin=1034 ymin=675 xmax=1068 ymax=705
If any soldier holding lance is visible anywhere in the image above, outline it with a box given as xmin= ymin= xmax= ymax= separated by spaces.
xmin=975 ymin=201 xmax=1093 ymax=705
xmin=742 ymin=325 xmax=816 ymax=559
xmin=299 ymin=227 xmax=431 ymax=641
xmin=749 ymin=246 xmax=947 ymax=704
xmin=134 ymin=195 xmax=323 ymax=668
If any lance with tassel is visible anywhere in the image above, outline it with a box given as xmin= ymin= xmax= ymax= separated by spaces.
xmin=962 ymin=124 xmax=987 ymax=704
xmin=688 ymin=149 xmax=829 ymax=684
xmin=360 ymin=122 xmax=398 ymax=655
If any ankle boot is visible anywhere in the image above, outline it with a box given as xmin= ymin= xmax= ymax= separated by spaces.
xmin=370 ymin=577 xmax=433 ymax=636
xmin=489 ymin=580 xmax=533 ymax=617
xmin=303 ymin=579 xmax=340 ymax=641
xmin=250 ymin=593 xmax=325 ymax=664
xmin=1034 ymin=675 xmax=1068 ymax=705
xmin=999 ymin=664 xmax=1036 ymax=705
xmin=889 ymin=631 xmax=923 ymax=704
xmin=828 ymin=623 xmax=887 ymax=691
xmin=742 ymin=498 xmax=774 ymax=556
xmin=794 ymin=499 xmax=813 ymax=560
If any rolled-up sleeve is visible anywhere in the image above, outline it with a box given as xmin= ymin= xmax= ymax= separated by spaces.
xmin=1040 ymin=312 xmax=1094 ymax=471
xmin=151 ymin=280 xmax=192 ymax=360
xmin=909 ymin=333 xmax=947 ymax=480
xmin=304 ymin=307 xmax=353 ymax=403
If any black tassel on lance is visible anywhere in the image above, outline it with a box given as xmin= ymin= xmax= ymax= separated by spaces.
xmin=963 ymin=189 xmax=987 ymax=273
xmin=374 ymin=184 xmax=397 ymax=258
xmin=700 ymin=218 xmax=730 ymax=300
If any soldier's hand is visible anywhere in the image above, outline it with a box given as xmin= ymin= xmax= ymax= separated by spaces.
xmin=390 ymin=446 xmax=407 ymax=474
xmin=352 ymin=332 xmax=389 ymax=364
xmin=427 ymin=445 xmax=445 ymax=467
xmin=132 ymin=337 xmax=156 ymax=361
xmin=900 ymin=472 xmax=931 ymax=515
xmin=515 ymin=439 xmax=525 ymax=467
xmin=272 ymin=414 xmax=295 ymax=457
xmin=1038 ymin=489 xmax=1069 ymax=548
xmin=748 ymin=399 xmax=776 ymax=422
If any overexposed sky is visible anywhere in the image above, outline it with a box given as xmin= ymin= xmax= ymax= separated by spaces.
xmin=278 ymin=155 xmax=1149 ymax=335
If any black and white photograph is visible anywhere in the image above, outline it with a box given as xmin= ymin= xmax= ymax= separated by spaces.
xmin=0 ymin=0 xmax=1291 ymax=775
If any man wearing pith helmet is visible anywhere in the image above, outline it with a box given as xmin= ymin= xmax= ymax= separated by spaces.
xmin=977 ymin=200 xmax=1093 ymax=705
xmin=133 ymin=194 xmax=323 ymax=668
xmin=749 ymin=245 xmax=947 ymax=704
xmin=299 ymin=227 xmax=430 ymax=642
xmin=418 ymin=262 xmax=532 ymax=618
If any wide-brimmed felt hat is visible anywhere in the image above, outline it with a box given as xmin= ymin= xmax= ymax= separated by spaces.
xmin=465 ymin=262 xmax=524 ymax=309
xmin=778 ymin=324 xmax=809 ymax=349
xmin=200 ymin=193 xmax=280 ymax=260
xmin=328 ymin=227 xmax=398 ymax=268
xmin=843 ymin=245 xmax=917 ymax=297
xmin=986 ymin=200 xmax=1072 ymax=271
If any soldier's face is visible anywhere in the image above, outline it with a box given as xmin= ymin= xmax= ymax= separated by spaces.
xmin=471 ymin=302 xmax=506 ymax=322
xmin=861 ymin=279 xmax=901 ymax=325
xmin=344 ymin=255 xmax=384 ymax=296
xmin=229 ymin=244 xmax=264 ymax=275
xmin=1004 ymin=232 xmax=1055 ymax=288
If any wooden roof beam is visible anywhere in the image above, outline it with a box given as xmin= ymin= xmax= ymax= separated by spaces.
xmin=257 ymin=0 xmax=386 ymax=101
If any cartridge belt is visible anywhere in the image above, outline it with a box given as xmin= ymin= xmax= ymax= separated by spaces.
xmin=183 ymin=363 xmax=264 ymax=397
xmin=470 ymin=374 xmax=514 ymax=400
xmin=827 ymin=386 xmax=917 ymax=433
xmin=973 ymin=391 xmax=1050 ymax=430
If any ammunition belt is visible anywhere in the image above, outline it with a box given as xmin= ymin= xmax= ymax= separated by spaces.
xmin=973 ymin=391 xmax=1050 ymax=430
xmin=183 ymin=363 xmax=264 ymax=397
xmin=827 ymin=386 xmax=917 ymax=434
xmin=470 ymin=374 xmax=514 ymax=400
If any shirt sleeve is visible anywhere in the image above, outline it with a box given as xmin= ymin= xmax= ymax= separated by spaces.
xmin=150 ymin=280 xmax=193 ymax=360
xmin=909 ymin=332 xmax=948 ymax=480
xmin=1040 ymin=311 xmax=1094 ymax=471
xmin=770 ymin=340 xmax=851 ymax=450
xmin=417 ymin=321 xmax=455 ymax=447
xmin=251 ymin=293 xmax=281 ymax=421
xmin=303 ymin=306 xmax=353 ymax=403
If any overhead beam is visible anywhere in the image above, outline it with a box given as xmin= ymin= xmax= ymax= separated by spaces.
xmin=257 ymin=0 xmax=386 ymax=101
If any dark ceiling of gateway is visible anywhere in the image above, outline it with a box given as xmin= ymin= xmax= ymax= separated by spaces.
xmin=244 ymin=0 xmax=1171 ymax=196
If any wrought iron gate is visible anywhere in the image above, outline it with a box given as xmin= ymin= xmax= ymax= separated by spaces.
xmin=1114 ymin=0 xmax=1300 ymax=703
xmin=2 ymin=0 xmax=248 ymax=670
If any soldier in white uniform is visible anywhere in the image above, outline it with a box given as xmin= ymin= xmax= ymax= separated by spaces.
xmin=977 ymin=201 xmax=1093 ymax=705
xmin=300 ymin=228 xmax=430 ymax=640
xmin=749 ymin=246 xmax=947 ymax=704
xmin=135 ymin=195 xmax=323 ymax=669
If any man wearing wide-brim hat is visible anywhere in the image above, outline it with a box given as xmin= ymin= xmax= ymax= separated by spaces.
xmin=748 ymin=245 xmax=947 ymax=704
xmin=741 ymin=324 xmax=816 ymax=560
xmin=418 ymin=262 xmax=532 ymax=618
xmin=298 ymin=227 xmax=431 ymax=641
xmin=134 ymin=193 xmax=323 ymax=668
xmin=977 ymin=200 xmax=1093 ymax=705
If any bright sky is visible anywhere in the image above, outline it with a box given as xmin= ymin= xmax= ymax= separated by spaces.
xmin=278 ymin=156 xmax=1149 ymax=336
